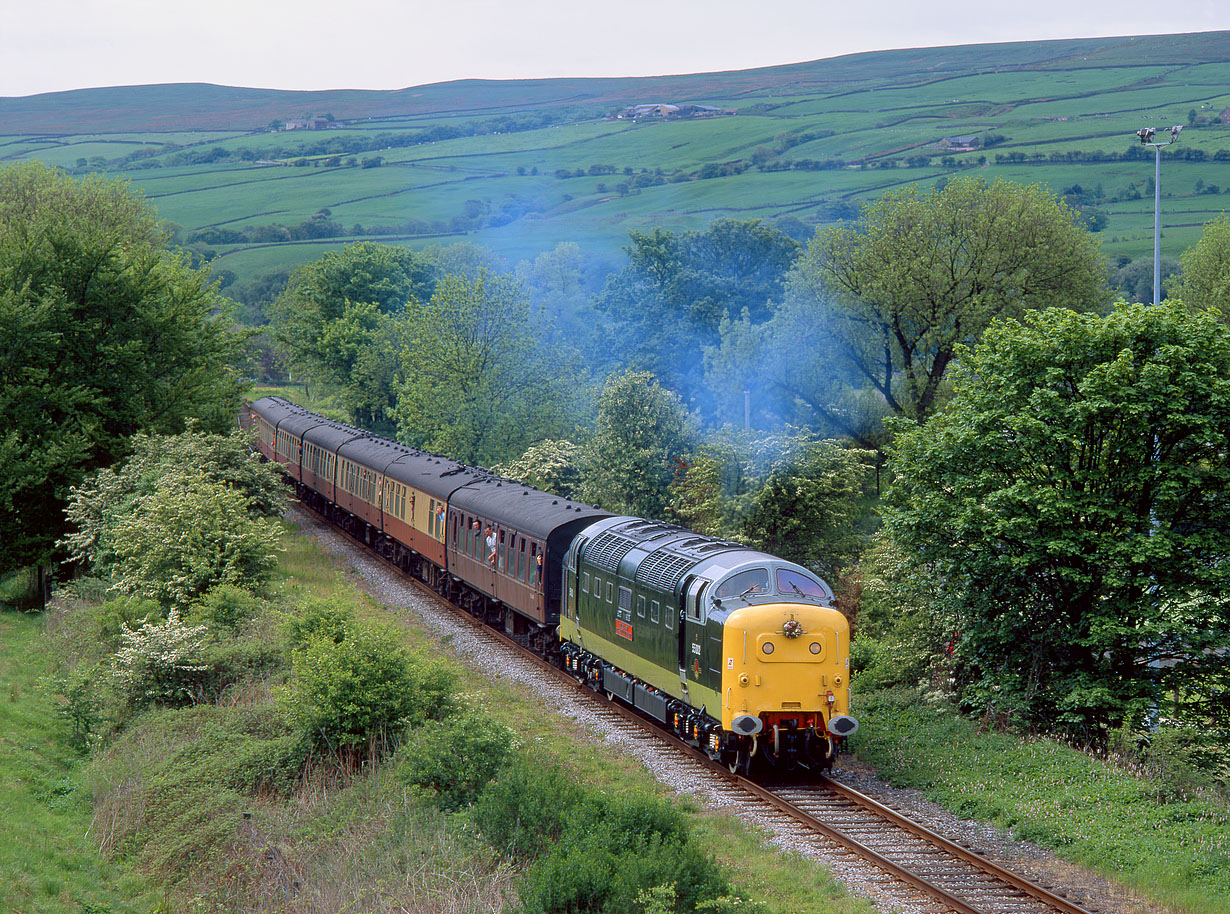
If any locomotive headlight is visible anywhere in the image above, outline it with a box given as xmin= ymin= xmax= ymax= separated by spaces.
xmin=809 ymin=641 xmax=821 ymax=654
xmin=762 ymin=642 xmax=775 ymax=655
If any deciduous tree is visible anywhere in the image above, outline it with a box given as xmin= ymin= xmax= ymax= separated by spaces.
xmin=393 ymin=270 xmax=583 ymax=467
xmin=269 ymin=242 xmax=436 ymax=433
xmin=1168 ymin=213 xmax=1230 ymax=319
xmin=582 ymin=371 xmax=695 ymax=519
xmin=885 ymin=302 xmax=1230 ymax=743
xmin=787 ymin=177 xmax=1110 ymax=430
xmin=0 ymin=162 xmax=246 ymax=578
xmin=596 ymin=219 xmax=801 ymax=411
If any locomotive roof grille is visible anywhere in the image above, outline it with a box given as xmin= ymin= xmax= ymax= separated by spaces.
xmin=584 ymin=531 xmax=637 ymax=572
xmin=635 ymin=551 xmax=695 ymax=591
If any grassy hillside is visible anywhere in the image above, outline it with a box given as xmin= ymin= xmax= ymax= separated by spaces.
xmin=4 ymin=31 xmax=1230 ymax=286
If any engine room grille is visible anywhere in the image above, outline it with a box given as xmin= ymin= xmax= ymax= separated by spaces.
xmin=584 ymin=531 xmax=636 ymax=573
xmin=636 ymin=550 xmax=694 ymax=592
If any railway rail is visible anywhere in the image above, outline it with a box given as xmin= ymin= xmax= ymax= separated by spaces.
xmin=293 ymin=502 xmax=1107 ymax=914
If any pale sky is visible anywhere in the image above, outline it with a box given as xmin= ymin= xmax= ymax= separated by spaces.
xmin=2 ymin=0 xmax=1226 ymax=98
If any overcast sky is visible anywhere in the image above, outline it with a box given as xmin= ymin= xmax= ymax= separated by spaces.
xmin=2 ymin=0 xmax=1226 ymax=98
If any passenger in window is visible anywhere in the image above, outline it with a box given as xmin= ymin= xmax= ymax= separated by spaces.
xmin=535 ymin=550 xmax=543 ymax=589
xmin=485 ymin=526 xmax=497 ymax=567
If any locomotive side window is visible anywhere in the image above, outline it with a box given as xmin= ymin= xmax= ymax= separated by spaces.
xmin=605 ymin=582 xmax=613 ymax=604
xmin=651 ymin=600 xmax=660 ymax=624
xmin=636 ymin=595 xmax=645 ymax=618
xmin=581 ymin=572 xmax=589 ymax=594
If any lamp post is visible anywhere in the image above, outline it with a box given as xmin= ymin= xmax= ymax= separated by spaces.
xmin=1136 ymin=125 xmax=1182 ymax=305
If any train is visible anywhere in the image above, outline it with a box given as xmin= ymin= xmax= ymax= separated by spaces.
xmin=241 ymin=396 xmax=858 ymax=774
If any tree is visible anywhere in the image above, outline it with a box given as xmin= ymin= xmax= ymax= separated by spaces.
xmin=0 ymin=162 xmax=246 ymax=578
xmin=741 ymin=439 xmax=872 ymax=580
xmin=269 ymin=242 xmax=436 ymax=433
xmin=582 ymin=371 xmax=695 ymax=519
xmin=596 ymin=219 xmax=802 ymax=411
xmin=787 ymin=177 xmax=1110 ymax=431
xmin=105 ymin=472 xmax=282 ymax=608
xmin=885 ymin=302 xmax=1230 ymax=743
xmin=1115 ymin=254 xmax=1180 ymax=305
xmin=62 ymin=426 xmax=286 ymax=573
xmin=1168 ymin=213 xmax=1230 ymax=319
xmin=498 ymin=439 xmax=586 ymax=501
xmin=392 ymin=270 xmax=584 ymax=467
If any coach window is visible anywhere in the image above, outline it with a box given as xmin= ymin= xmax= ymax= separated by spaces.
xmin=529 ymin=544 xmax=539 ymax=585
xmin=581 ymin=572 xmax=589 ymax=594
xmin=650 ymin=599 xmax=660 ymax=624
xmin=499 ymin=530 xmax=507 ymax=573
xmin=517 ymin=539 xmax=527 ymax=581
xmin=636 ymin=595 xmax=646 ymax=618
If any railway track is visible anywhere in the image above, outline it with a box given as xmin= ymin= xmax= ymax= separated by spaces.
xmin=294 ymin=503 xmax=1108 ymax=914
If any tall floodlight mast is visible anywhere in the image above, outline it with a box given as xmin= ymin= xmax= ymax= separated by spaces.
xmin=1136 ymin=125 xmax=1182 ymax=306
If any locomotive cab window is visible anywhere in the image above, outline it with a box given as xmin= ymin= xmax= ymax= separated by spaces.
xmin=776 ymin=568 xmax=826 ymax=598
xmin=714 ymin=568 xmax=770 ymax=600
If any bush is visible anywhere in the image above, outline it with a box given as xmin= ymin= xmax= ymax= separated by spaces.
xmin=191 ymin=583 xmax=262 ymax=631
xmin=93 ymin=595 xmax=164 ymax=650
xmin=398 ymin=712 xmax=514 ymax=810
xmin=201 ymin=631 xmax=288 ymax=701
xmin=514 ymin=793 xmax=736 ymax=914
xmin=286 ymin=598 xmax=352 ymax=649
xmin=112 ymin=609 xmax=211 ymax=709
xmin=285 ymin=620 xmax=454 ymax=761
xmin=106 ymin=473 xmax=282 ymax=607
xmin=471 ymin=755 xmax=582 ymax=857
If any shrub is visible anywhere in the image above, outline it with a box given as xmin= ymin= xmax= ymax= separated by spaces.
xmin=106 ymin=474 xmax=282 ymax=607
xmin=285 ymin=598 xmax=352 ymax=649
xmin=397 ymin=712 xmax=514 ymax=811
xmin=191 ymin=583 xmax=262 ymax=631
xmin=112 ymin=609 xmax=210 ymax=708
xmin=515 ymin=793 xmax=736 ymax=914
xmin=93 ymin=595 xmax=164 ymax=650
xmin=471 ymin=755 xmax=581 ymax=857
xmin=285 ymin=621 xmax=449 ymax=761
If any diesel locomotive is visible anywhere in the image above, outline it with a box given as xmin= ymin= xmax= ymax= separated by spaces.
xmin=242 ymin=396 xmax=858 ymax=774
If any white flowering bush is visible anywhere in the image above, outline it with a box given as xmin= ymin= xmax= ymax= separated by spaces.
xmin=112 ymin=609 xmax=210 ymax=707
xmin=62 ymin=426 xmax=285 ymax=572
xmin=106 ymin=473 xmax=282 ymax=607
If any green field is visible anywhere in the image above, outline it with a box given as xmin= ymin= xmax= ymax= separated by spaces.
xmin=3 ymin=31 xmax=1230 ymax=286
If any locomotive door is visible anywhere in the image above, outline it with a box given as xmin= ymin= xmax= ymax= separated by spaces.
xmin=681 ymin=576 xmax=708 ymax=692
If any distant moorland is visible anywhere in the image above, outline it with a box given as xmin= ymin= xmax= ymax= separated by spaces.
xmin=3 ymin=30 xmax=1230 ymax=287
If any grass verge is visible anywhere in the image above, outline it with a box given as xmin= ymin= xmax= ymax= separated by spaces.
xmin=848 ymin=686 xmax=1230 ymax=914
xmin=0 ymin=608 xmax=152 ymax=913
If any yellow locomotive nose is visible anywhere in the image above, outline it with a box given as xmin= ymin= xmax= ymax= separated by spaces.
xmin=720 ymin=603 xmax=854 ymax=738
